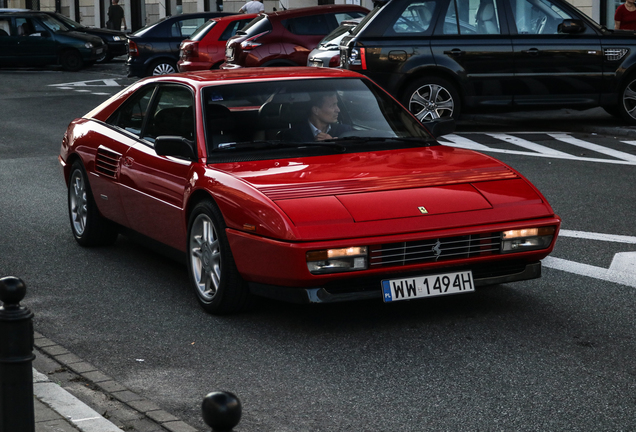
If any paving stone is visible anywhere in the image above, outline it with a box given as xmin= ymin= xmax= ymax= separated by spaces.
xmin=42 ymin=345 xmax=70 ymax=356
xmin=146 ymin=410 xmax=179 ymax=423
xmin=55 ymin=353 xmax=83 ymax=365
xmin=82 ymin=370 xmax=112 ymax=383
xmin=97 ymin=380 xmax=127 ymax=393
xmin=128 ymin=399 xmax=162 ymax=413
xmin=111 ymin=389 xmax=144 ymax=403
xmin=162 ymin=420 xmax=199 ymax=432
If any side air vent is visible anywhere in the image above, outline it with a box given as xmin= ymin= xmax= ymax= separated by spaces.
xmin=605 ymin=48 xmax=628 ymax=61
xmin=95 ymin=146 xmax=121 ymax=179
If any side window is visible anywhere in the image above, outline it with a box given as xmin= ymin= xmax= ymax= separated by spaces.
xmin=286 ymin=15 xmax=330 ymax=35
xmin=15 ymin=18 xmax=36 ymax=36
xmin=172 ymin=18 xmax=206 ymax=38
xmin=106 ymin=85 xmax=156 ymax=136
xmin=443 ymin=0 xmax=500 ymax=34
xmin=333 ymin=11 xmax=366 ymax=25
xmin=0 ymin=19 xmax=10 ymax=36
xmin=143 ymin=86 xmax=195 ymax=142
xmin=390 ymin=1 xmax=437 ymax=34
xmin=219 ymin=19 xmax=250 ymax=41
xmin=507 ymin=0 xmax=572 ymax=34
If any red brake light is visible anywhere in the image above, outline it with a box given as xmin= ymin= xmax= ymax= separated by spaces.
xmin=182 ymin=41 xmax=199 ymax=59
xmin=128 ymin=40 xmax=138 ymax=57
xmin=328 ymin=54 xmax=341 ymax=68
xmin=240 ymin=31 xmax=269 ymax=51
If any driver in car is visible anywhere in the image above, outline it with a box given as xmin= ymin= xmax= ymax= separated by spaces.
xmin=284 ymin=91 xmax=351 ymax=142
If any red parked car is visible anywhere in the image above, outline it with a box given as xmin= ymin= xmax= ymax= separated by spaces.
xmin=60 ymin=67 xmax=560 ymax=315
xmin=221 ymin=5 xmax=367 ymax=69
xmin=178 ymin=13 xmax=257 ymax=72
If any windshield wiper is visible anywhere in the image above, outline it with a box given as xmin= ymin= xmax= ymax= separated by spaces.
xmin=216 ymin=140 xmax=346 ymax=152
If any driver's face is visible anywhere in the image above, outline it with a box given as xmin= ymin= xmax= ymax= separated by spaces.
xmin=314 ymin=95 xmax=340 ymax=124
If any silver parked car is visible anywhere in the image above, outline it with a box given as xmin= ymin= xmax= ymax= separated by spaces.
xmin=307 ymin=18 xmax=361 ymax=68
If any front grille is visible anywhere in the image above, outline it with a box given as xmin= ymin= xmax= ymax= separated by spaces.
xmin=369 ymin=232 xmax=502 ymax=267
xmin=95 ymin=146 xmax=121 ymax=179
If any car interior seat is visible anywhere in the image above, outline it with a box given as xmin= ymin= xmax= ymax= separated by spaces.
xmin=206 ymin=104 xmax=236 ymax=148
xmin=475 ymin=0 xmax=499 ymax=34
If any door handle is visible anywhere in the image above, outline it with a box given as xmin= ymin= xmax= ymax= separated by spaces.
xmin=521 ymin=48 xmax=540 ymax=56
xmin=444 ymin=48 xmax=465 ymax=56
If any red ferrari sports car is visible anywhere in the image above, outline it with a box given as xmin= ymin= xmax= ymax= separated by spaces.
xmin=59 ymin=67 xmax=560 ymax=314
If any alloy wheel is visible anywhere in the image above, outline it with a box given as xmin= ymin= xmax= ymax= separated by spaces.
xmin=69 ymin=170 xmax=88 ymax=236
xmin=409 ymin=83 xmax=454 ymax=122
xmin=190 ymin=214 xmax=222 ymax=302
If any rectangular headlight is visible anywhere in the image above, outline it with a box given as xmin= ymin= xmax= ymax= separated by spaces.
xmin=307 ymin=246 xmax=368 ymax=274
xmin=501 ymin=226 xmax=556 ymax=253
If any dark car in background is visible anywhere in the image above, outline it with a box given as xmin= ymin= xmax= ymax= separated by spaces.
xmin=340 ymin=0 xmax=636 ymax=124
xmin=38 ymin=11 xmax=127 ymax=63
xmin=126 ymin=11 xmax=231 ymax=77
xmin=178 ymin=13 xmax=256 ymax=72
xmin=0 ymin=11 xmax=105 ymax=71
xmin=307 ymin=17 xmax=361 ymax=68
xmin=221 ymin=5 xmax=367 ymax=69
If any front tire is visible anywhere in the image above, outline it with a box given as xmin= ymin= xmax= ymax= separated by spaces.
xmin=187 ymin=200 xmax=252 ymax=314
xmin=68 ymin=161 xmax=118 ymax=246
xmin=403 ymin=77 xmax=460 ymax=122
xmin=60 ymin=50 xmax=84 ymax=72
xmin=618 ymin=75 xmax=636 ymax=125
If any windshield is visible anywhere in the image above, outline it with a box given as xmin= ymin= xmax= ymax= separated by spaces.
xmin=202 ymin=78 xmax=434 ymax=159
xmin=236 ymin=14 xmax=271 ymax=36
xmin=132 ymin=16 xmax=168 ymax=36
xmin=51 ymin=13 xmax=82 ymax=30
xmin=40 ymin=14 xmax=70 ymax=32
xmin=319 ymin=22 xmax=358 ymax=49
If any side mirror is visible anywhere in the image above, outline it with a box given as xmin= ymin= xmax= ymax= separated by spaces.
xmin=423 ymin=118 xmax=455 ymax=138
xmin=154 ymin=136 xmax=196 ymax=160
xmin=558 ymin=19 xmax=585 ymax=34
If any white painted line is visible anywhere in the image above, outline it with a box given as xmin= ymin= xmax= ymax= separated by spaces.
xmin=50 ymin=79 xmax=121 ymax=87
xmin=486 ymin=133 xmax=572 ymax=157
xmin=93 ymin=93 xmax=111 ymax=96
xmin=33 ymin=369 xmax=121 ymax=432
xmin=542 ymin=256 xmax=636 ymax=288
xmin=549 ymin=133 xmax=636 ymax=162
xmin=610 ymin=252 xmax=636 ymax=274
xmin=559 ymin=229 xmax=636 ymax=244
xmin=439 ymin=134 xmax=491 ymax=150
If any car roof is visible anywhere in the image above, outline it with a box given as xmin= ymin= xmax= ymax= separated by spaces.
xmin=211 ymin=13 xmax=258 ymax=23
xmin=149 ymin=66 xmax=365 ymax=87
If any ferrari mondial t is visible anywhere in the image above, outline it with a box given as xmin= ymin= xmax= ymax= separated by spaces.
xmin=59 ymin=67 xmax=560 ymax=314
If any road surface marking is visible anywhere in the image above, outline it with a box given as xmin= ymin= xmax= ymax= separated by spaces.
xmin=542 ymin=255 xmax=636 ymax=288
xmin=486 ymin=133 xmax=572 ymax=157
xmin=558 ymin=229 xmax=636 ymax=244
xmin=548 ymin=133 xmax=636 ymax=162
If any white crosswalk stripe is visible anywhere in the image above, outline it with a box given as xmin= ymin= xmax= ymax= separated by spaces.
xmin=438 ymin=132 xmax=636 ymax=165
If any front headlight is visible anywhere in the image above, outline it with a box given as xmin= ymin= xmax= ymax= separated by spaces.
xmin=501 ymin=227 xmax=556 ymax=253
xmin=85 ymin=42 xmax=93 ymax=49
xmin=307 ymin=246 xmax=368 ymax=274
xmin=113 ymin=36 xmax=122 ymax=41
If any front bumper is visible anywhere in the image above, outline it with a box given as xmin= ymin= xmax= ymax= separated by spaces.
xmin=249 ymin=261 xmax=542 ymax=304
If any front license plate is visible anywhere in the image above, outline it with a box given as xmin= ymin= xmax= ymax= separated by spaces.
xmin=96 ymin=48 xmax=103 ymax=54
xmin=225 ymin=47 xmax=233 ymax=60
xmin=382 ymin=270 xmax=474 ymax=302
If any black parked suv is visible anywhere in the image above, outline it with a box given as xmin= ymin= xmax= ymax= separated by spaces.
xmin=0 ymin=11 xmax=105 ymax=71
xmin=126 ymin=12 xmax=230 ymax=77
xmin=340 ymin=0 xmax=636 ymax=124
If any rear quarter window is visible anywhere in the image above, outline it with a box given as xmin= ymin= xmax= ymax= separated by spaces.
xmin=283 ymin=15 xmax=330 ymax=35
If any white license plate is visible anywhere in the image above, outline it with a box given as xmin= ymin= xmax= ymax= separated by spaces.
xmin=225 ymin=47 xmax=234 ymax=60
xmin=382 ymin=270 xmax=474 ymax=302
xmin=96 ymin=48 xmax=103 ymax=54
xmin=308 ymin=59 xmax=322 ymax=67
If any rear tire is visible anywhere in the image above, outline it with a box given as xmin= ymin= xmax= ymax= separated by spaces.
xmin=68 ymin=161 xmax=118 ymax=246
xmin=148 ymin=59 xmax=177 ymax=76
xmin=402 ymin=77 xmax=460 ymax=122
xmin=187 ymin=200 xmax=252 ymax=314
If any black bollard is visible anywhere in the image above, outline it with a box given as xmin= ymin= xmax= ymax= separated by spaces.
xmin=202 ymin=391 xmax=242 ymax=432
xmin=0 ymin=277 xmax=35 ymax=432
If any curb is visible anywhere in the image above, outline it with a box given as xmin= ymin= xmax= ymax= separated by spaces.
xmin=33 ymin=331 xmax=199 ymax=432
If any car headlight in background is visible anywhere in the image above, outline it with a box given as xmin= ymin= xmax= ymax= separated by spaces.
xmin=501 ymin=226 xmax=556 ymax=253
xmin=84 ymin=42 xmax=93 ymax=49
xmin=307 ymin=247 xmax=368 ymax=274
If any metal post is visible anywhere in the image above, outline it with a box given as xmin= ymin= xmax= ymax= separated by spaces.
xmin=0 ymin=277 xmax=35 ymax=432
xmin=202 ymin=391 xmax=242 ymax=432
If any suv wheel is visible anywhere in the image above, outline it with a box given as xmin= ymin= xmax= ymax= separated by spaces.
xmin=619 ymin=75 xmax=636 ymax=125
xmin=403 ymin=77 xmax=460 ymax=122
xmin=149 ymin=59 xmax=177 ymax=76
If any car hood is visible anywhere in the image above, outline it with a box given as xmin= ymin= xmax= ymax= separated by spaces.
xmin=63 ymin=30 xmax=104 ymax=45
xmin=83 ymin=27 xmax=126 ymax=38
xmin=212 ymin=145 xmax=554 ymax=239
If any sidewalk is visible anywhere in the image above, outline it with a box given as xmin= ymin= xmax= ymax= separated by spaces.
xmin=32 ymin=331 xmax=200 ymax=432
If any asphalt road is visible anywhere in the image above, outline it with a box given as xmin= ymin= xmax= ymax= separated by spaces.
xmin=1 ymin=60 xmax=636 ymax=431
